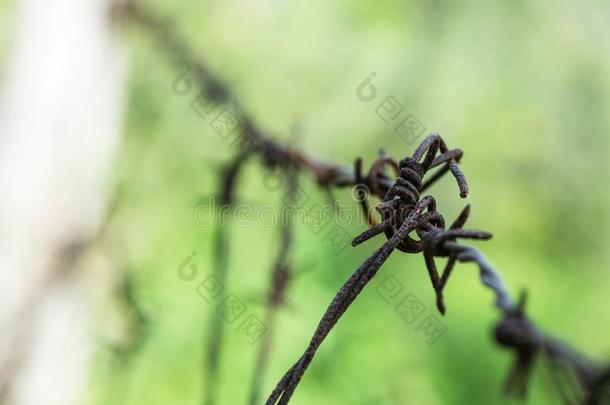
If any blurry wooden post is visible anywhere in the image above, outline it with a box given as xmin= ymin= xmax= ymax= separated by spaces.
xmin=0 ymin=0 xmax=128 ymax=403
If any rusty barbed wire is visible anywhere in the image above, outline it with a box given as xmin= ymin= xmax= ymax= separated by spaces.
xmin=266 ymin=134 xmax=609 ymax=404
xmin=117 ymin=3 xmax=610 ymax=404
xmin=351 ymin=134 xmax=490 ymax=315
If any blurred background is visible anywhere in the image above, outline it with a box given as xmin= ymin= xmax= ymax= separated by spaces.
xmin=0 ymin=0 xmax=609 ymax=404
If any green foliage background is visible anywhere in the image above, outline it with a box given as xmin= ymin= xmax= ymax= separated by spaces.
xmin=6 ymin=0 xmax=607 ymax=404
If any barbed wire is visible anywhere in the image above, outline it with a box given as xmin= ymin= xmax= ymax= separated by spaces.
xmin=266 ymin=135 xmax=610 ymax=404
xmin=117 ymin=3 xmax=610 ymax=404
